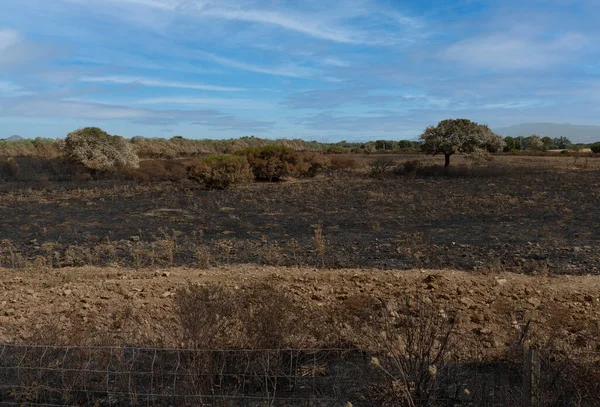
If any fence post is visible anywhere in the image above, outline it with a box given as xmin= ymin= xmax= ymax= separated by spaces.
xmin=522 ymin=348 xmax=540 ymax=407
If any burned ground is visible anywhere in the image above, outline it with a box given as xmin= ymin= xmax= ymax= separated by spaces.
xmin=1 ymin=156 xmax=598 ymax=274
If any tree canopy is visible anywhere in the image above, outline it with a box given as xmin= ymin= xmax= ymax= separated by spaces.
xmin=419 ymin=119 xmax=504 ymax=167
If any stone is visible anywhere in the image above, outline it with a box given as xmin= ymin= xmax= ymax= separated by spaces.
xmin=460 ymin=297 xmax=476 ymax=308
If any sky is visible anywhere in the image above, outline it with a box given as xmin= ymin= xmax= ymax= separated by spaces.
xmin=0 ymin=0 xmax=599 ymax=141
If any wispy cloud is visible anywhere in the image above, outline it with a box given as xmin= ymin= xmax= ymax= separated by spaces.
xmin=197 ymin=6 xmax=369 ymax=44
xmin=0 ymin=28 xmax=55 ymax=69
xmin=0 ymin=97 xmax=274 ymax=131
xmin=2 ymin=0 xmax=599 ymax=139
xmin=441 ymin=29 xmax=589 ymax=71
xmin=79 ymin=75 xmax=245 ymax=92
xmin=194 ymin=51 xmax=316 ymax=78
xmin=0 ymin=81 xmax=33 ymax=97
xmin=136 ymin=96 xmax=276 ymax=110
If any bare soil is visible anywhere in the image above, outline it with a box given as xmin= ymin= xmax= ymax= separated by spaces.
xmin=1 ymin=266 xmax=600 ymax=353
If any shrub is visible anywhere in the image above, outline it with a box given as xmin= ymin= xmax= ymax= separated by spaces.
xmin=402 ymin=159 xmax=423 ymax=173
xmin=329 ymin=155 xmax=362 ymax=171
xmin=369 ymin=157 xmax=396 ymax=178
xmin=591 ymin=143 xmax=600 ymax=154
xmin=6 ymin=157 xmax=19 ymax=178
xmin=239 ymin=145 xmax=300 ymax=181
xmin=294 ymin=152 xmax=330 ymax=177
xmin=125 ymin=159 xmax=188 ymax=182
xmin=326 ymin=145 xmax=344 ymax=154
xmin=65 ymin=127 xmax=139 ymax=173
xmin=187 ymin=154 xmax=253 ymax=189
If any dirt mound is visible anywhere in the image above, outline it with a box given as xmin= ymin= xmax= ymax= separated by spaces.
xmin=1 ymin=266 xmax=599 ymax=353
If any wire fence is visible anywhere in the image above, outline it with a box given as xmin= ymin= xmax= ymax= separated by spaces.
xmin=1 ymin=343 xmax=600 ymax=406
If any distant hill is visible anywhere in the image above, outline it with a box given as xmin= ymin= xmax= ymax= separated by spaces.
xmin=3 ymin=135 xmax=24 ymax=142
xmin=494 ymin=123 xmax=600 ymax=143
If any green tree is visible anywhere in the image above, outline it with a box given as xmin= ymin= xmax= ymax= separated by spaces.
xmin=419 ymin=119 xmax=504 ymax=167
xmin=541 ymin=136 xmax=553 ymax=151
xmin=553 ymin=137 xmax=572 ymax=150
xmin=503 ymin=136 xmax=522 ymax=152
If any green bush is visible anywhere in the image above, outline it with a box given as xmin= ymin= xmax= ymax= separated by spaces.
xmin=187 ymin=154 xmax=254 ymax=189
xmin=65 ymin=127 xmax=139 ymax=172
xmin=591 ymin=143 xmax=600 ymax=154
xmin=239 ymin=145 xmax=300 ymax=181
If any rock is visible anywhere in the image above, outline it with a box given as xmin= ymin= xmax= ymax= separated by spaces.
xmin=460 ymin=297 xmax=476 ymax=308
xmin=495 ymin=278 xmax=508 ymax=286
xmin=130 ymin=236 xmax=140 ymax=242
xmin=162 ymin=272 xmax=171 ymax=277
xmin=527 ymin=297 xmax=541 ymax=308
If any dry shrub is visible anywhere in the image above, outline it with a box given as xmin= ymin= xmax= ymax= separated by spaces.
xmin=175 ymin=283 xmax=308 ymax=349
xmin=0 ymin=156 xmax=20 ymax=180
xmin=329 ymin=155 xmax=361 ymax=171
xmin=240 ymin=145 xmax=300 ymax=181
xmin=187 ymin=154 xmax=254 ymax=189
xmin=369 ymin=157 xmax=396 ymax=178
xmin=65 ymin=127 xmax=139 ymax=173
xmin=402 ymin=159 xmax=423 ymax=174
xmin=294 ymin=152 xmax=330 ymax=177
xmin=366 ymin=296 xmax=457 ymax=407
xmin=124 ymin=159 xmax=187 ymax=182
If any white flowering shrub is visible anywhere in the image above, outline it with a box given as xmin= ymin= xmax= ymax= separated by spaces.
xmin=65 ymin=127 xmax=139 ymax=172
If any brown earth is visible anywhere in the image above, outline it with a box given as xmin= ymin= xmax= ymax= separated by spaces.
xmin=1 ymin=265 xmax=599 ymax=354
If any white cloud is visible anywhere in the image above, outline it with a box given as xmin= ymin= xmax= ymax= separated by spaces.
xmin=0 ymin=99 xmax=149 ymax=120
xmin=197 ymin=6 xmax=367 ymax=44
xmin=194 ymin=50 xmax=316 ymax=78
xmin=0 ymin=98 xmax=274 ymax=130
xmin=0 ymin=28 xmax=52 ymax=68
xmin=322 ymin=58 xmax=351 ymax=67
xmin=79 ymin=75 xmax=245 ymax=91
xmin=0 ymin=81 xmax=33 ymax=97
xmin=61 ymin=0 xmax=418 ymax=45
xmin=442 ymin=30 xmax=589 ymax=70
xmin=65 ymin=0 xmax=178 ymax=10
xmin=0 ymin=29 xmax=20 ymax=51
xmin=136 ymin=96 xmax=276 ymax=109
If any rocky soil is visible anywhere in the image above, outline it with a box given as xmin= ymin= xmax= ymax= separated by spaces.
xmin=1 ymin=266 xmax=600 ymax=354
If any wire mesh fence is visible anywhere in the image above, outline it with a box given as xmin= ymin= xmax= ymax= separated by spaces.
xmin=0 ymin=343 xmax=599 ymax=406
xmin=0 ymin=345 xmax=371 ymax=406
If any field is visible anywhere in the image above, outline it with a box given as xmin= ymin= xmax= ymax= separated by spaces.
xmin=1 ymin=153 xmax=600 ymax=405
xmin=1 ymin=154 xmax=598 ymax=274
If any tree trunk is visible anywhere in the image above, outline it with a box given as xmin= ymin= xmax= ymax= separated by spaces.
xmin=444 ymin=154 xmax=451 ymax=167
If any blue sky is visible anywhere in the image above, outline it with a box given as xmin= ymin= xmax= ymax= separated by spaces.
xmin=0 ymin=0 xmax=598 ymax=141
